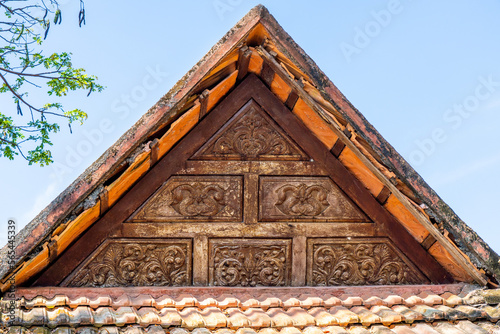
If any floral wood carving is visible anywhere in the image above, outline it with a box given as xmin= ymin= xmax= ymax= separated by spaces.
xmin=64 ymin=239 xmax=191 ymax=287
xmin=275 ymin=183 xmax=329 ymax=216
xmin=130 ymin=176 xmax=242 ymax=221
xmin=260 ymin=177 xmax=369 ymax=222
xmin=171 ymin=183 xmax=225 ymax=216
xmin=192 ymin=102 xmax=308 ymax=160
xmin=307 ymin=238 xmax=427 ymax=286
xmin=210 ymin=239 xmax=291 ymax=287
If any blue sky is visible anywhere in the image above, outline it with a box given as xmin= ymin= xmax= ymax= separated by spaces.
xmin=2 ymin=1 xmax=500 ymax=254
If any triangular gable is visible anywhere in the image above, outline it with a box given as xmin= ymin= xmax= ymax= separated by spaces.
xmin=1 ymin=5 xmax=498 ymax=292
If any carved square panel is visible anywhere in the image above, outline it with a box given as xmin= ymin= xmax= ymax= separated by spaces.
xmin=130 ymin=175 xmax=243 ymax=222
xmin=209 ymin=239 xmax=292 ymax=286
xmin=306 ymin=238 xmax=428 ymax=286
xmin=62 ymin=239 xmax=192 ymax=287
xmin=259 ymin=176 xmax=369 ymax=222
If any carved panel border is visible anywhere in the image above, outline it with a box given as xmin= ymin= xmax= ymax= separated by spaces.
xmin=62 ymin=239 xmax=192 ymax=287
xmin=130 ymin=176 xmax=243 ymax=222
xmin=209 ymin=239 xmax=292 ymax=287
xmin=259 ymin=176 xmax=369 ymax=222
xmin=306 ymin=238 xmax=428 ymax=286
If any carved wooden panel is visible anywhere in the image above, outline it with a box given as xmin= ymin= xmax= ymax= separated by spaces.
xmin=63 ymin=239 xmax=192 ymax=287
xmin=192 ymin=100 xmax=308 ymax=161
xmin=259 ymin=176 xmax=369 ymax=222
xmin=130 ymin=176 xmax=242 ymax=222
xmin=209 ymin=239 xmax=292 ymax=286
xmin=306 ymin=238 xmax=428 ymax=286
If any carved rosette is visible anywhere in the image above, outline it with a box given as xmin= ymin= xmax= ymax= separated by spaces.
xmin=193 ymin=103 xmax=307 ymax=160
xmin=130 ymin=176 xmax=242 ymax=221
xmin=210 ymin=239 xmax=291 ymax=286
xmin=64 ymin=239 xmax=191 ymax=287
xmin=307 ymin=238 xmax=427 ymax=286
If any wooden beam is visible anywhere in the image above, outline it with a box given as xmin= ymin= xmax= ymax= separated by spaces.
xmin=237 ymin=46 xmax=252 ymax=81
xmin=376 ymin=186 xmax=391 ymax=205
xmin=256 ymin=46 xmax=486 ymax=285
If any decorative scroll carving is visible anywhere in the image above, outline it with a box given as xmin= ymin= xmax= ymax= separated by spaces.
xmin=171 ymin=183 xmax=225 ymax=216
xmin=275 ymin=183 xmax=330 ymax=216
xmin=64 ymin=239 xmax=192 ymax=287
xmin=260 ymin=177 xmax=369 ymax=222
xmin=130 ymin=176 xmax=242 ymax=222
xmin=210 ymin=239 xmax=291 ymax=286
xmin=307 ymin=238 xmax=427 ymax=286
xmin=192 ymin=102 xmax=308 ymax=160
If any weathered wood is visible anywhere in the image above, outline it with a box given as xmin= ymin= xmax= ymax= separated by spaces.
xmin=32 ymin=75 xmax=265 ymax=286
xmin=237 ymin=47 xmax=252 ymax=81
xmin=149 ymin=138 xmax=160 ymax=166
xmin=193 ymin=236 xmax=208 ymax=286
xmin=422 ymin=233 xmax=437 ymax=251
xmin=260 ymin=60 xmax=275 ymax=87
xmin=285 ymin=90 xmax=299 ymax=109
xmin=120 ymin=222 xmax=377 ymax=238
xmin=376 ymin=186 xmax=391 ymax=205
xmin=243 ymin=74 xmax=453 ymax=283
xmin=199 ymin=90 xmax=210 ymax=120
xmin=291 ymin=236 xmax=307 ymax=286
xmin=330 ymin=138 xmax=346 ymax=158
xmin=257 ymin=46 xmax=485 ymax=285
xmin=244 ymin=173 xmax=259 ymax=224
xmin=180 ymin=161 xmax=327 ymax=175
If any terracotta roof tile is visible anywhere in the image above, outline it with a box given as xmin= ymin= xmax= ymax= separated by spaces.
xmin=179 ymin=308 xmax=206 ymax=329
xmin=159 ymin=307 xmax=182 ymax=327
xmin=307 ymin=307 xmax=338 ymax=327
xmin=390 ymin=305 xmax=423 ymax=323
xmin=349 ymin=306 xmax=381 ymax=326
xmin=266 ymin=308 xmax=294 ymax=328
xmin=328 ymin=306 xmax=359 ymax=326
xmin=5 ymin=287 xmax=500 ymax=333
xmin=284 ymin=308 xmax=315 ymax=328
xmin=412 ymin=323 xmax=441 ymax=333
xmin=322 ymin=326 xmax=349 ymax=334
xmin=456 ymin=320 xmax=490 ymax=334
xmin=409 ymin=304 xmax=444 ymax=321
xmin=137 ymin=308 xmax=161 ymax=326
xmin=370 ymin=325 xmax=396 ymax=334
xmin=369 ymin=305 xmax=402 ymax=325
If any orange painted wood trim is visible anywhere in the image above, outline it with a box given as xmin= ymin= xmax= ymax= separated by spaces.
xmin=207 ymin=70 xmax=239 ymax=111
xmin=157 ymin=103 xmax=201 ymax=158
xmin=338 ymin=147 xmax=385 ymax=197
xmin=106 ymin=151 xmax=151 ymax=207
xmin=292 ymin=98 xmax=337 ymax=149
xmin=270 ymin=73 xmax=292 ymax=103
xmin=384 ymin=194 xmax=430 ymax=243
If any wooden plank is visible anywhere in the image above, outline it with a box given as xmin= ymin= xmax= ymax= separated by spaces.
xmin=244 ymin=173 xmax=259 ymax=224
xmin=32 ymin=75 xmax=265 ymax=286
xmin=291 ymin=236 xmax=307 ymax=286
xmin=120 ymin=222 xmax=377 ymax=239
xmin=149 ymin=138 xmax=160 ymax=166
xmin=421 ymin=233 xmax=437 ymax=251
xmin=256 ymin=46 xmax=485 ymax=285
xmin=199 ymin=90 xmax=209 ymax=120
xmin=181 ymin=161 xmax=328 ymax=176
xmin=237 ymin=47 xmax=251 ymax=81
xmin=244 ymin=74 xmax=453 ymax=284
xmin=330 ymin=138 xmax=346 ymax=158
xmin=260 ymin=60 xmax=275 ymax=87
xmin=285 ymin=90 xmax=299 ymax=110
xmin=376 ymin=186 xmax=391 ymax=205
xmin=193 ymin=236 xmax=208 ymax=286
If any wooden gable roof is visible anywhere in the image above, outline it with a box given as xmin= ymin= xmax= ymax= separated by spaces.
xmin=1 ymin=5 xmax=499 ymax=294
